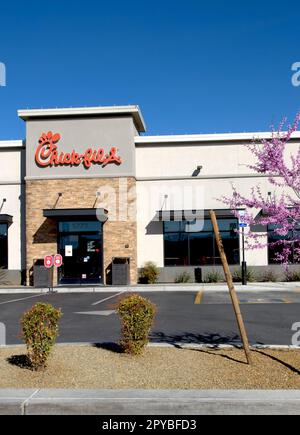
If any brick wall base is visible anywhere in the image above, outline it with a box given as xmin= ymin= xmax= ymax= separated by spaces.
xmin=26 ymin=177 xmax=137 ymax=286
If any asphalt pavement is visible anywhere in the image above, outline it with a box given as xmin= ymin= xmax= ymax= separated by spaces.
xmin=0 ymin=290 xmax=299 ymax=346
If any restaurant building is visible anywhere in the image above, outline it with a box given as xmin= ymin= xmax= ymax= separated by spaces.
xmin=0 ymin=105 xmax=299 ymax=286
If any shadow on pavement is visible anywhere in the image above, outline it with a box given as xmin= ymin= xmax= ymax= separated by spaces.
xmin=253 ymin=349 xmax=300 ymax=375
xmin=7 ymin=354 xmax=32 ymax=370
xmin=150 ymin=331 xmax=241 ymax=346
xmin=93 ymin=342 xmax=123 ymax=354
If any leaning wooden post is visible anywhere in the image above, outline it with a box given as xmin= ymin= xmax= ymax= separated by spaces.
xmin=210 ymin=210 xmax=253 ymax=365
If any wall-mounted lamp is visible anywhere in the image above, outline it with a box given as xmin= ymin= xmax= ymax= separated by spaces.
xmin=93 ymin=192 xmax=102 ymax=208
xmin=0 ymin=198 xmax=6 ymax=213
xmin=192 ymin=166 xmax=203 ymax=177
xmin=53 ymin=193 xmax=63 ymax=209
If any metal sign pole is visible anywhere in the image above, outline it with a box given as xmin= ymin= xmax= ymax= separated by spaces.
xmin=242 ymin=226 xmax=247 ymax=286
xmin=49 ymin=265 xmax=54 ymax=293
xmin=210 ymin=210 xmax=252 ymax=365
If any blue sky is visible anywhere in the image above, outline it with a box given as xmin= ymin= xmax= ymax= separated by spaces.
xmin=0 ymin=0 xmax=299 ymax=139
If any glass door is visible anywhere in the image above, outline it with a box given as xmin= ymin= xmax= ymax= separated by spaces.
xmin=58 ymin=221 xmax=103 ymax=285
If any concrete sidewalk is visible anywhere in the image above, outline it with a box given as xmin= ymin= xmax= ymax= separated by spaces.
xmin=0 ymin=389 xmax=299 ymax=415
xmin=1 ymin=282 xmax=300 ymax=294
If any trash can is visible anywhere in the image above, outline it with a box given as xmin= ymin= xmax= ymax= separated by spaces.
xmin=195 ymin=268 xmax=203 ymax=284
xmin=112 ymin=258 xmax=130 ymax=286
xmin=33 ymin=260 xmax=53 ymax=288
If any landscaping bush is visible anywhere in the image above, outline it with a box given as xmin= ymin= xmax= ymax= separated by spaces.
xmin=285 ymin=269 xmax=300 ymax=282
xmin=117 ymin=294 xmax=156 ymax=355
xmin=233 ymin=267 xmax=256 ymax=283
xmin=204 ymin=270 xmax=224 ymax=283
xmin=139 ymin=262 xmax=159 ymax=284
xmin=21 ymin=303 xmax=62 ymax=370
xmin=260 ymin=269 xmax=278 ymax=283
xmin=175 ymin=272 xmax=192 ymax=283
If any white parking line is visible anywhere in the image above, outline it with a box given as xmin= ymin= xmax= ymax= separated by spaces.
xmin=92 ymin=291 xmax=126 ymax=306
xmin=0 ymin=293 xmax=47 ymax=306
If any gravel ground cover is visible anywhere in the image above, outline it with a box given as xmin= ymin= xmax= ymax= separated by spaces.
xmin=0 ymin=345 xmax=299 ymax=389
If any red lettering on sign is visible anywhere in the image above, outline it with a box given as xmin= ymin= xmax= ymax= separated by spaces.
xmin=35 ymin=132 xmax=123 ymax=170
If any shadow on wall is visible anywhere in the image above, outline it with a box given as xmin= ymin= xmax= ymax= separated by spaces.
xmin=28 ymin=218 xmax=57 ymax=286
xmin=145 ymin=219 xmax=163 ymax=235
xmin=33 ymin=218 xmax=57 ymax=244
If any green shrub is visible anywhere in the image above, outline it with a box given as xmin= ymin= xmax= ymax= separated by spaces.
xmin=117 ymin=294 xmax=156 ymax=355
xmin=260 ymin=269 xmax=278 ymax=282
xmin=233 ymin=267 xmax=256 ymax=283
xmin=139 ymin=262 xmax=159 ymax=284
xmin=285 ymin=269 xmax=300 ymax=282
xmin=175 ymin=272 xmax=192 ymax=283
xmin=0 ymin=267 xmax=9 ymax=286
xmin=21 ymin=303 xmax=62 ymax=370
xmin=204 ymin=270 xmax=224 ymax=283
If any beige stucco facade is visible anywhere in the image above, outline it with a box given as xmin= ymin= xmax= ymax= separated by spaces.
xmin=1 ymin=105 xmax=300 ymax=286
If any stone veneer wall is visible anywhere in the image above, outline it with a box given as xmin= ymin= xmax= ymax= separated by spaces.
xmin=26 ymin=177 xmax=137 ymax=286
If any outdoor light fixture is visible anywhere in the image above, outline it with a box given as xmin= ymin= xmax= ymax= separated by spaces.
xmin=192 ymin=166 xmax=203 ymax=177
xmin=52 ymin=193 xmax=63 ymax=209
xmin=93 ymin=192 xmax=102 ymax=208
xmin=0 ymin=198 xmax=6 ymax=213
xmin=160 ymin=195 xmax=169 ymax=211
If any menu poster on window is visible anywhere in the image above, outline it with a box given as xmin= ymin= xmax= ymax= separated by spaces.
xmin=65 ymin=245 xmax=73 ymax=257
xmin=87 ymin=241 xmax=96 ymax=253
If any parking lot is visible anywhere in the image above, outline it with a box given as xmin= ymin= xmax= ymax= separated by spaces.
xmin=0 ymin=290 xmax=299 ymax=346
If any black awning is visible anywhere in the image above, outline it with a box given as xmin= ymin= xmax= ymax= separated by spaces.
xmin=43 ymin=208 xmax=108 ymax=220
xmin=155 ymin=209 xmax=240 ymax=222
xmin=0 ymin=214 xmax=13 ymax=225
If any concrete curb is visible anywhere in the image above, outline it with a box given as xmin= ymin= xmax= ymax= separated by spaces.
xmin=0 ymin=282 xmax=300 ymax=294
xmin=0 ymin=389 xmax=299 ymax=415
xmin=1 ymin=342 xmax=299 ymax=350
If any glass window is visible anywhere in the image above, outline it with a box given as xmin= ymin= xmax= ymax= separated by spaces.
xmin=163 ymin=218 xmax=240 ymax=266
xmin=164 ymin=232 xmax=188 ymax=266
xmin=268 ymin=226 xmax=300 ymax=264
xmin=0 ymin=224 xmax=8 ymax=269
xmin=164 ymin=221 xmax=185 ymax=233
xmin=59 ymin=221 xmax=102 ymax=234
xmin=219 ymin=231 xmax=240 ymax=265
xmin=189 ymin=232 xmax=214 ymax=266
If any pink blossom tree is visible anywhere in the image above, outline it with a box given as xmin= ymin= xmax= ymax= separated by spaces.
xmin=222 ymin=112 xmax=300 ymax=265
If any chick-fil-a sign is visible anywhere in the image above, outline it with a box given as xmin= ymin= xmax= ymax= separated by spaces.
xmin=35 ymin=132 xmax=123 ymax=170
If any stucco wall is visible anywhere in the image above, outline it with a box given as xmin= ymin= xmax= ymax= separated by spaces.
xmin=135 ymin=140 xmax=300 ymax=178
xmin=135 ymin=140 xmax=300 ymax=269
xmin=26 ymin=116 xmax=137 ymax=180
xmin=0 ymin=144 xmax=24 ymax=273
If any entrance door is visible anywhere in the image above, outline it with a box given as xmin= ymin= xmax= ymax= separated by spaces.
xmin=58 ymin=221 xmax=103 ymax=285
